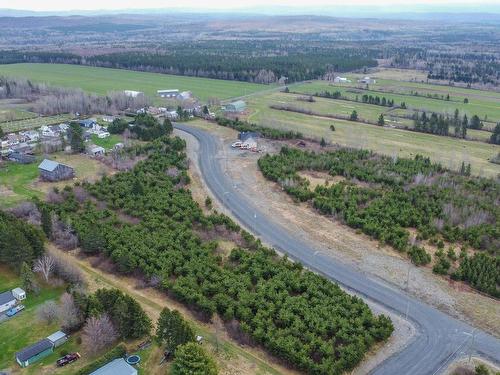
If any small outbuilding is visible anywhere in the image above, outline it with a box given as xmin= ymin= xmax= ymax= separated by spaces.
xmin=223 ymin=100 xmax=246 ymax=113
xmin=0 ymin=291 xmax=16 ymax=313
xmin=47 ymin=331 xmax=68 ymax=348
xmin=90 ymin=358 xmax=138 ymax=375
xmin=12 ymin=288 xmax=26 ymax=301
xmin=38 ymin=159 xmax=75 ymax=182
xmin=89 ymin=146 xmax=105 ymax=157
xmin=16 ymin=339 xmax=53 ymax=368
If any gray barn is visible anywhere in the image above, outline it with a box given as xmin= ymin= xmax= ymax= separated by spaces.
xmin=38 ymin=159 xmax=75 ymax=182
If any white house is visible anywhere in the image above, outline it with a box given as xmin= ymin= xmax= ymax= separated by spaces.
xmin=177 ymin=91 xmax=193 ymax=100
xmin=157 ymin=89 xmax=179 ymax=98
xmin=0 ymin=291 xmax=17 ymax=313
xmin=97 ymin=132 xmax=110 ymax=139
xmin=334 ymin=76 xmax=351 ymax=83
xmin=47 ymin=331 xmax=68 ymax=347
xmin=358 ymin=76 xmax=376 ymax=84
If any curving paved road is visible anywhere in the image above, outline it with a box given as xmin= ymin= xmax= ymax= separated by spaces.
xmin=174 ymin=123 xmax=500 ymax=375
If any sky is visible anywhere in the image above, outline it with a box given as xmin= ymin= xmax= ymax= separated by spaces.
xmin=0 ymin=0 xmax=497 ymax=12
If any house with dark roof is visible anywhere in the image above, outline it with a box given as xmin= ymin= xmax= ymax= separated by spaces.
xmin=16 ymin=339 xmax=54 ymax=368
xmin=90 ymin=358 xmax=137 ymax=375
xmin=7 ymin=152 xmax=36 ymax=164
xmin=38 ymin=159 xmax=75 ymax=182
xmin=0 ymin=291 xmax=16 ymax=313
xmin=78 ymin=119 xmax=97 ymax=128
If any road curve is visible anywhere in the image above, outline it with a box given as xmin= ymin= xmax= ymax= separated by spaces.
xmin=174 ymin=123 xmax=500 ymax=375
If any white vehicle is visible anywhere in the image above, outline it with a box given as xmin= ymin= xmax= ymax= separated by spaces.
xmin=231 ymin=141 xmax=242 ymax=148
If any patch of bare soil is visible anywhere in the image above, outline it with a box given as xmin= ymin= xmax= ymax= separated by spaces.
xmin=298 ymin=170 xmax=345 ymax=189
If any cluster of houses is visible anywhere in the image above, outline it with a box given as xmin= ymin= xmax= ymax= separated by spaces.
xmin=0 ymin=287 xmax=26 ymax=314
xmin=0 ymin=117 xmax=113 ymax=166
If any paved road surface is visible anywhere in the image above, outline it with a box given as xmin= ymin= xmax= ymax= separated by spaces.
xmin=174 ymin=123 xmax=500 ymax=375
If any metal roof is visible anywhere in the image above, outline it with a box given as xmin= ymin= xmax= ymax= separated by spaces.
xmin=47 ymin=331 xmax=67 ymax=343
xmin=38 ymin=159 xmax=60 ymax=172
xmin=0 ymin=291 xmax=14 ymax=305
xmin=90 ymin=358 xmax=137 ymax=375
xmin=16 ymin=339 xmax=53 ymax=362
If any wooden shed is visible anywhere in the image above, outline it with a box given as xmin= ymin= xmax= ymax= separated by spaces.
xmin=38 ymin=159 xmax=75 ymax=182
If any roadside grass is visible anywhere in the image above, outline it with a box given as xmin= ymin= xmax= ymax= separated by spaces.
xmin=0 ymin=64 xmax=270 ymax=103
xmin=0 ymin=114 xmax=73 ymax=133
xmin=90 ymin=134 xmax=122 ymax=149
xmin=244 ymin=99 xmax=500 ymax=177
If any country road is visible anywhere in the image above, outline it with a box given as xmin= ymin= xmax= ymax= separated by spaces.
xmin=174 ymin=123 xmax=500 ymax=375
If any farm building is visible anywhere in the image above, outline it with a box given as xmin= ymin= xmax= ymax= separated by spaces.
xmin=89 ymin=146 xmax=105 ymax=157
xmin=358 ymin=76 xmax=376 ymax=84
xmin=0 ymin=291 xmax=16 ymax=313
xmin=16 ymin=339 xmax=53 ymax=368
xmin=177 ymin=91 xmax=193 ymax=100
xmin=124 ymin=90 xmax=144 ymax=98
xmin=7 ymin=152 xmax=36 ymax=164
xmin=38 ymin=159 xmax=75 ymax=182
xmin=157 ymin=89 xmax=179 ymax=98
xmin=223 ymin=100 xmax=246 ymax=113
xmin=90 ymin=358 xmax=137 ymax=375
xmin=47 ymin=331 xmax=68 ymax=348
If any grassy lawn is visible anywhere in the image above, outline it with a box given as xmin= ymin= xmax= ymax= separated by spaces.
xmin=0 ymin=153 xmax=112 ymax=207
xmin=90 ymin=134 xmax=122 ymax=149
xmin=0 ymin=64 xmax=270 ymax=103
xmin=244 ymin=97 xmax=500 ymax=177
xmin=0 ymin=269 xmax=67 ymax=374
xmin=0 ymin=114 xmax=73 ymax=133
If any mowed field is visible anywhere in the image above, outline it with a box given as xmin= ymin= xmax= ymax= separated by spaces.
xmin=245 ymin=92 xmax=500 ymax=177
xmin=292 ymin=77 xmax=500 ymax=126
xmin=0 ymin=63 xmax=269 ymax=102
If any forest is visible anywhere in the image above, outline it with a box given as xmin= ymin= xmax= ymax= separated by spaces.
xmin=258 ymin=147 xmax=499 ymax=297
xmin=38 ymin=135 xmax=393 ymax=374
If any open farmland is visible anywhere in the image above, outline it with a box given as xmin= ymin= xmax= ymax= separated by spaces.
xmin=244 ymin=93 xmax=500 ymax=177
xmin=0 ymin=64 xmax=270 ymax=103
xmin=291 ymin=78 xmax=500 ymax=126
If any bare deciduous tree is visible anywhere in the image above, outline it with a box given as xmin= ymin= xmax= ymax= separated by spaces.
xmin=36 ymin=301 xmax=59 ymax=324
xmin=58 ymin=293 xmax=83 ymax=332
xmin=34 ymin=255 xmax=56 ymax=282
xmin=82 ymin=315 xmax=118 ymax=355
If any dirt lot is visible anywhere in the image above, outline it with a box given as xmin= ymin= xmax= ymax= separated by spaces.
xmin=176 ymin=121 xmax=500 ymax=340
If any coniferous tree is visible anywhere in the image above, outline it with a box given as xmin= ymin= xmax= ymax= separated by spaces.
xmin=156 ymin=308 xmax=195 ymax=353
xmin=377 ymin=114 xmax=385 ymax=126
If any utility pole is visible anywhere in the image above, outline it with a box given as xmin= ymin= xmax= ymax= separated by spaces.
xmin=468 ymin=329 xmax=476 ymax=363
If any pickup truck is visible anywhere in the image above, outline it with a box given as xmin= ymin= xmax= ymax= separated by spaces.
xmin=57 ymin=353 xmax=81 ymax=367
xmin=5 ymin=305 xmax=25 ymax=317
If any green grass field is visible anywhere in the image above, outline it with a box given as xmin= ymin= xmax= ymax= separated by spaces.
xmin=0 ymin=108 xmax=37 ymax=123
xmin=0 ymin=63 xmax=269 ymax=103
xmin=90 ymin=134 xmax=122 ymax=149
xmin=292 ymin=79 xmax=500 ymax=124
